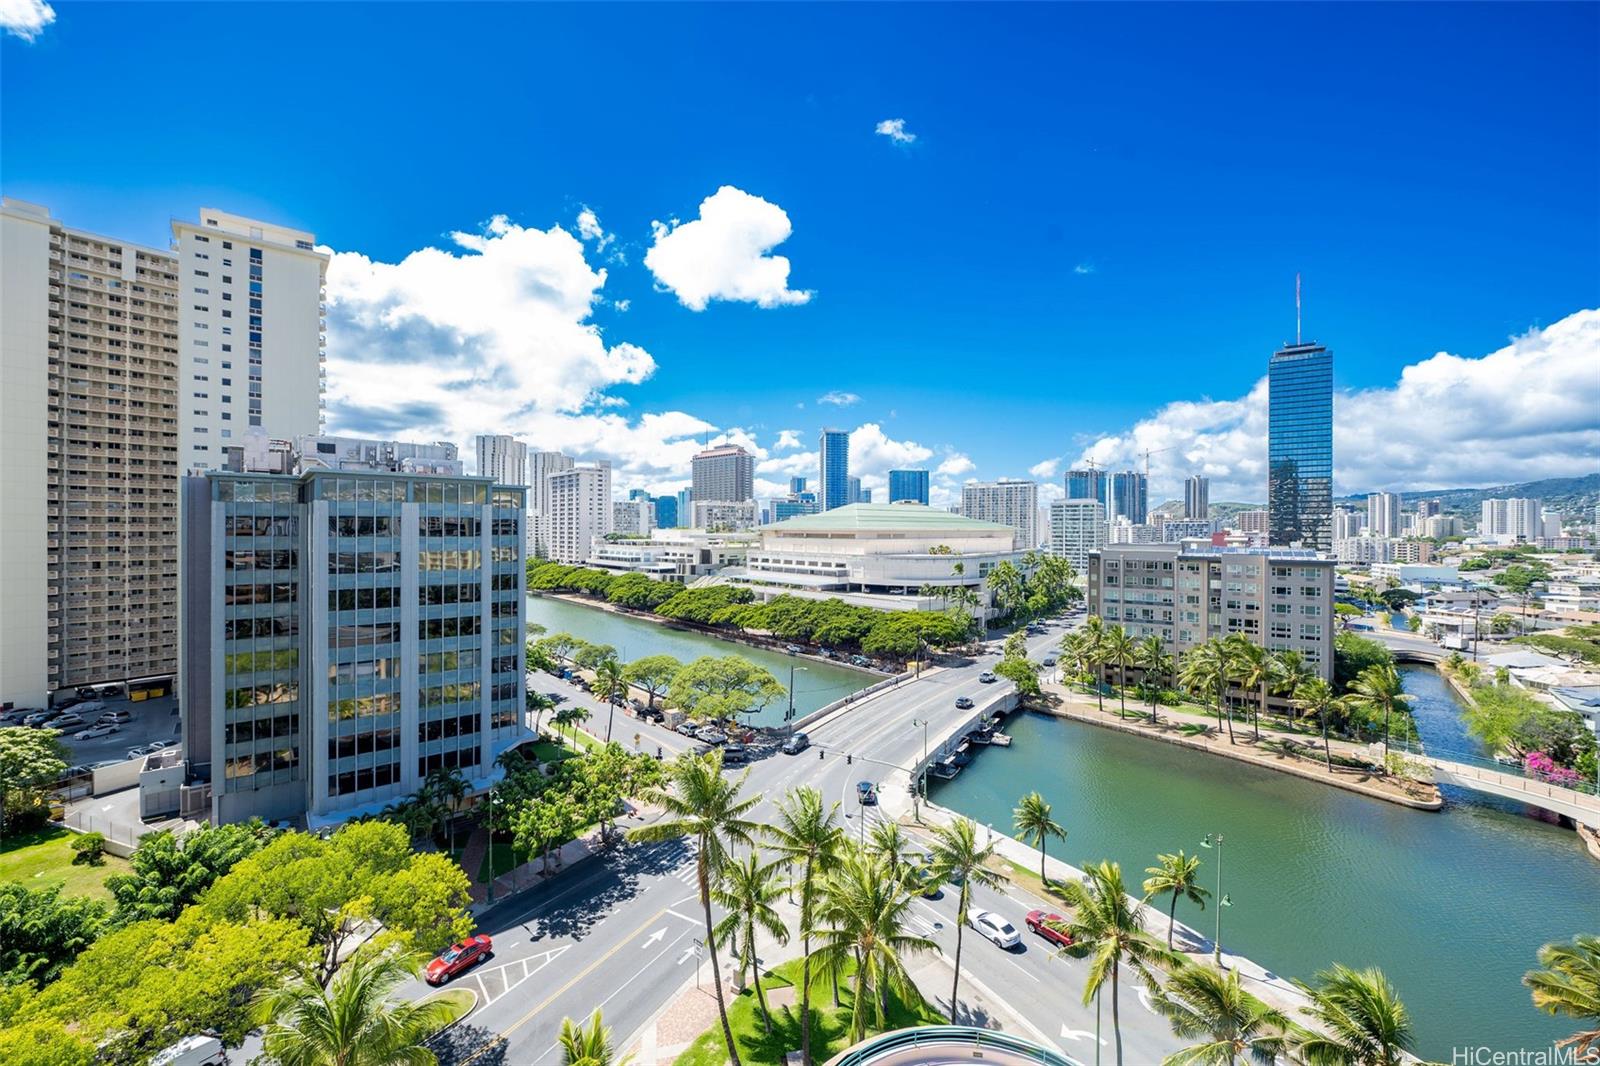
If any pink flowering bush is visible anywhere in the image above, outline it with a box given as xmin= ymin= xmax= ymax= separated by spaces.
xmin=1525 ymin=751 xmax=1584 ymax=787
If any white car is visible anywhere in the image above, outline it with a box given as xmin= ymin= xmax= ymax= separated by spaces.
xmin=969 ymin=909 xmax=1022 ymax=948
xmin=73 ymin=724 xmax=120 ymax=740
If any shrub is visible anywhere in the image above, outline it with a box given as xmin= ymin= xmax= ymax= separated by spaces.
xmin=68 ymin=832 xmax=105 ymax=866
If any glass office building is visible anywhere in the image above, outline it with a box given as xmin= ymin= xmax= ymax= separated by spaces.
xmin=819 ymin=428 xmax=851 ymax=511
xmin=1267 ymin=342 xmax=1333 ymax=551
xmin=887 ymin=469 xmax=930 ymax=505
xmin=1065 ymin=468 xmax=1106 ymax=503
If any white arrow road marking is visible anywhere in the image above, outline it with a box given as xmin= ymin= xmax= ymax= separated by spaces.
xmin=1060 ymin=1026 xmax=1106 ymax=1045
xmin=1138 ymin=986 xmax=1159 ymax=1014
xmin=642 ymin=927 xmax=667 ymax=948
xmin=675 ymin=947 xmax=696 ymax=965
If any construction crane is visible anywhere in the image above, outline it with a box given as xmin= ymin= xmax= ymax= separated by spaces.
xmin=1137 ymin=445 xmax=1176 ymax=480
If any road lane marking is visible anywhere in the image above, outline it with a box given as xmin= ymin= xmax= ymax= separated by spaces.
xmin=664 ymin=907 xmax=700 ymax=924
xmin=642 ymin=927 xmax=666 ymax=947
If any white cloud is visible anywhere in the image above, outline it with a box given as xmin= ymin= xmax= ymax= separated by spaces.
xmin=644 ymin=186 xmax=813 ymax=311
xmin=818 ymin=390 xmax=860 ymax=407
xmin=0 ymin=0 xmax=53 ymax=40
xmin=1074 ymin=263 xmax=1095 ymax=276
xmin=1073 ymin=308 xmax=1600 ymax=502
xmin=1028 ymin=457 xmax=1062 ymax=479
xmin=875 ymin=118 xmax=917 ymax=145
xmin=613 ymin=299 xmax=631 ymax=313
xmin=774 ymin=429 xmax=803 ymax=450
xmin=937 ymin=453 xmax=976 ymax=478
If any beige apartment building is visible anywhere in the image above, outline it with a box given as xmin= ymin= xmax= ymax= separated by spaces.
xmin=1 ymin=199 xmax=181 ymax=707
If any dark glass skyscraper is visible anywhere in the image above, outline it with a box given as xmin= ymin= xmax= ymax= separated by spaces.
xmin=1106 ymin=470 xmax=1148 ymax=524
xmin=819 ymin=428 xmax=850 ymax=511
xmin=1065 ymin=468 xmax=1106 ymax=502
xmin=1267 ymin=341 xmax=1333 ymax=550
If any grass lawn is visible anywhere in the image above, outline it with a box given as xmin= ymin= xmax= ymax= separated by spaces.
xmin=476 ymin=834 xmax=533 ymax=882
xmin=674 ymin=956 xmax=945 ymax=1066
xmin=0 ymin=827 xmax=129 ymax=901
xmin=528 ymin=739 xmax=578 ymax=765
xmin=421 ymin=987 xmax=477 ymax=1032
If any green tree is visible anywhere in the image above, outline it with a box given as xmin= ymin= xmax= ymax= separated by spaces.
xmin=551 ymin=702 xmax=592 ymax=744
xmin=0 ymin=882 xmax=109 ymax=986
xmin=1141 ymin=851 xmax=1209 ymax=950
xmin=526 ymin=688 xmax=556 ymax=737
xmin=573 ymin=642 xmax=618 ymax=671
xmin=1291 ymin=677 xmax=1344 ymax=771
xmin=1495 ymin=566 xmax=1541 ymax=631
xmin=1180 ymin=640 xmax=1234 ymax=742
xmin=1272 ymin=651 xmax=1315 ymax=729
xmin=865 ymin=820 xmax=914 ymax=881
xmin=1081 ymin=616 xmax=1109 ymax=713
xmin=419 ymin=766 xmax=470 ymax=853
xmin=986 ymin=560 xmax=1028 ymax=621
xmin=667 ymin=656 xmax=785 ymax=726
xmin=812 ymin=848 xmax=936 ymax=1042
xmin=1152 ymin=963 xmax=1288 ymax=1066
xmin=1490 ymin=613 xmax=1517 ymax=635
xmin=593 ymin=656 xmax=628 ymax=741
xmin=1348 ymin=664 xmax=1412 ymax=771
xmin=764 ymin=786 xmax=844 ymax=1066
xmin=1524 ymin=934 xmax=1600 ymax=1058
xmin=557 ymin=1009 xmax=633 ymax=1066
xmin=629 ymin=751 xmax=761 ymax=1066
xmin=623 ymin=654 xmax=682 ymax=711
xmin=1333 ymin=632 xmax=1394 ymax=694
xmin=992 ymin=654 xmax=1042 ymax=698
xmin=1136 ymin=634 xmax=1171 ymax=723
xmin=512 ymin=787 xmax=586 ymax=875
xmin=711 ymin=852 xmax=790 ymax=1033
xmin=0 ymin=726 xmax=68 ymax=835
xmin=927 ymin=817 xmax=1008 ymax=1018
xmin=258 ymin=950 xmax=453 ymax=1066
xmin=1291 ymin=964 xmax=1415 ymax=1066
xmin=1012 ymin=791 xmax=1066 ymax=886
xmin=107 ymin=820 xmax=274 ymax=924
xmin=1105 ymin=624 xmax=1137 ymax=717
xmin=1056 ymin=860 xmax=1179 ymax=1066
xmin=1225 ymin=636 xmax=1271 ymax=742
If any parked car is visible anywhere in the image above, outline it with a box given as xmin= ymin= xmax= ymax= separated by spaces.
xmin=74 ymin=724 xmax=120 ymax=740
xmin=51 ymin=696 xmax=87 ymax=711
xmin=50 ymin=715 xmax=86 ymax=731
xmin=1025 ymin=909 xmax=1074 ymax=948
xmin=850 ymin=655 xmax=870 ymax=667
xmin=72 ymin=701 xmax=106 ymax=717
xmin=150 ymin=1034 xmax=226 ymax=1066
xmin=75 ymin=686 xmax=99 ymax=699
xmin=98 ymin=710 xmax=132 ymax=724
xmin=63 ymin=764 xmax=95 ymax=779
xmin=785 ymin=644 xmax=801 ymax=655
xmin=909 ymin=853 xmax=941 ymax=897
xmin=1041 ymin=655 xmax=1058 ymax=666
xmin=21 ymin=710 xmax=58 ymax=727
xmin=676 ymin=722 xmax=700 ymax=738
xmin=695 ymin=728 xmax=728 ymax=746
xmin=721 ymin=743 xmax=748 ymax=764
xmin=97 ymin=684 xmax=124 ymax=698
xmin=969 ymin=910 xmax=1022 ymax=948
xmin=781 ymin=731 xmax=810 ymax=755
xmin=856 ymin=780 xmax=877 ymax=805
xmin=126 ymin=745 xmax=155 ymax=760
xmin=636 ymin=706 xmax=664 ymax=722
xmin=978 ymin=672 xmax=996 ymax=683
xmin=147 ymin=740 xmax=176 ymax=751
xmin=955 ymin=696 xmax=974 ymax=709
xmin=424 ymin=934 xmax=493 ymax=984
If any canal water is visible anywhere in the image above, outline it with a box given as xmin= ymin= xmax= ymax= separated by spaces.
xmin=524 ymin=594 xmax=875 ymax=726
xmin=932 ymin=663 xmax=1600 ymax=1059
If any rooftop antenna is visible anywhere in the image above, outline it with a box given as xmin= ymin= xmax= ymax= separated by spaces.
xmin=1295 ymin=272 xmax=1302 ymax=346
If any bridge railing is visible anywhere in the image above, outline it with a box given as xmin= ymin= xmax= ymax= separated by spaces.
xmin=1389 ymin=738 xmax=1600 ymax=798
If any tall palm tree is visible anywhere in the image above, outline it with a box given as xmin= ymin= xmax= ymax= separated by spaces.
xmin=557 ymin=1008 xmax=633 ymax=1066
xmin=1105 ymin=625 xmax=1137 ymax=717
xmin=422 ymin=767 xmax=470 ymax=853
xmin=1136 ymin=634 xmax=1170 ymax=724
xmin=765 ymin=787 xmax=844 ymax=1066
xmin=812 ymin=848 xmax=936 ymax=1043
xmin=1153 ymin=963 xmax=1287 ymax=1066
xmin=1142 ymin=851 xmax=1209 ymax=949
xmin=1056 ymin=860 xmax=1179 ymax=1066
xmin=1012 ymin=791 xmax=1066 ymax=886
xmin=1348 ymin=664 xmax=1412 ymax=773
xmin=593 ymin=657 xmax=627 ymax=742
xmin=865 ymin=820 xmax=913 ymax=881
xmin=1525 ymin=934 xmax=1600 ymax=1057
xmin=712 ymin=852 xmax=791 ymax=1033
xmin=1081 ymin=616 xmax=1109 ymax=713
xmin=1061 ymin=630 xmax=1093 ymax=688
xmin=927 ymin=817 xmax=1008 ymax=1020
xmin=1272 ymin=650 xmax=1314 ymax=731
xmin=629 ymin=751 xmax=761 ymax=1066
xmin=1292 ymin=677 xmax=1343 ymax=772
xmin=1291 ymin=964 xmax=1415 ymax=1066
xmin=526 ymin=689 xmax=555 ymax=738
xmin=257 ymin=951 xmax=453 ymax=1066
xmin=1225 ymin=637 xmax=1270 ymax=742
xmin=1179 ymin=641 xmax=1234 ymax=743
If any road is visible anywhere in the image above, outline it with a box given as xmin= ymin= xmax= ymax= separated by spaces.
xmin=425 ymin=613 xmax=1183 ymax=1065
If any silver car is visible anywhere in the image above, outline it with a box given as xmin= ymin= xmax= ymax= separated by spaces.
xmin=969 ymin=909 xmax=1022 ymax=948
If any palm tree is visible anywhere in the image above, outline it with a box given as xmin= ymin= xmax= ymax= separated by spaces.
xmin=1225 ymin=637 xmax=1270 ymax=742
xmin=1292 ymin=677 xmax=1342 ymax=772
xmin=712 ymin=851 xmax=791 ymax=1033
xmin=812 ymin=848 xmax=936 ymax=1043
xmin=593 ymin=657 xmax=627 ymax=741
xmin=629 ymin=751 xmax=761 ymax=1066
xmin=526 ymin=689 xmax=556 ymax=737
xmin=552 ymin=703 xmax=591 ymax=745
xmin=1525 ymin=934 xmax=1600 ymax=1057
xmin=1082 ymin=616 xmax=1109 ymax=713
xmin=1142 ymin=851 xmax=1209 ymax=949
xmin=1136 ymin=634 xmax=1169 ymax=723
xmin=1292 ymin=964 xmax=1415 ymax=1066
xmin=927 ymin=817 xmax=1008 ymax=1020
xmin=865 ymin=820 xmax=913 ymax=881
xmin=257 ymin=951 xmax=453 ymax=1066
xmin=1180 ymin=641 xmax=1233 ymax=743
xmin=1012 ymin=791 xmax=1066 ymax=886
xmin=557 ymin=1008 xmax=633 ymax=1066
xmin=1061 ymin=630 xmax=1093 ymax=688
xmin=765 ymin=787 xmax=844 ymax=1066
xmin=1272 ymin=650 xmax=1314 ymax=731
xmin=1348 ymin=664 xmax=1412 ymax=773
xmin=422 ymin=767 xmax=469 ymax=853
xmin=1105 ymin=625 xmax=1137 ymax=717
xmin=1057 ymin=860 xmax=1179 ymax=1066
xmin=1153 ymin=962 xmax=1287 ymax=1066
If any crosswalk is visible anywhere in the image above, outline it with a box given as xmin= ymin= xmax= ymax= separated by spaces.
xmin=459 ymin=945 xmax=570 ymax=1008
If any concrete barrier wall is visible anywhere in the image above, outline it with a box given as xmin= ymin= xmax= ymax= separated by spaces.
xmin=92 ymin=756 xmax=146 ymax=795
xmin=789 ymin=671 xmax=918 ymax=732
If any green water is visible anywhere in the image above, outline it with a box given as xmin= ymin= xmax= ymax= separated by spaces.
xmin=524 ymin=594 xmax=875 ymax=726
xmin=932 ymin=665 xmax=1600 ymax=1059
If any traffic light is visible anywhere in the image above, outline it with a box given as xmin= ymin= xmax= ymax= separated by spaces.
xmin=846 ymin=753 xmax=853 ymax=765
xmin=818 ymin=749 xmax=824 ymax=760
xmin=656 ymin=746 xmax=663 ymax=760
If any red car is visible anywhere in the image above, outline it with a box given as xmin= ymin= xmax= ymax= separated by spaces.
xmin=425 ymin=934 xmax=493 ymax=984
xmin=1026 ymin=910 xmax=1073 ymax=948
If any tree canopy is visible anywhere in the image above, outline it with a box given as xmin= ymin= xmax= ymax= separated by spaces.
xmin=668 ymin=656 xmax=787 ymax=723
xmin=107 ymin=820 xmax=276 ymax=924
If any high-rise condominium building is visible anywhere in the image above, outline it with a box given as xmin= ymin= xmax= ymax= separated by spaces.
xmin=1367 ymin=492 xmax=1402 ymax=539
xmin=1048 ymin=499 xmax=1105 ymax=571
xmin=613 ymin=498 xmax=655 ymax=536
xmin=475 ymin=435 xmax=529 ymax=487
xmin=888 ymin=469 xmax=931 ymax=505
xmin=1332 ymin=508 xmax=1364 ymax=541
xmin=172 ymin=209 xmax=328 ymax=470
xmin=1105 ymin=471 xmax=1148 ymax=525
xmin=1480 ymin=498 xmax=1542 ymax=540
xmin=180 ymin=442 xmax=527 ymax=825
xmin=526 ymin=451 xmax=575 ymax=557
xmin=789 ymin=476 xmax=807 ymax=494
xmin=962 ymin=480 xmax=1039 ymax=549
xmin=546 ymin=462 xmax=612 ymax=563
xmin=677 ymin=488 xmax=694 ymax=527
xmin=1267 ymin=340 xmax=1333 ymax=551
xmin=693 ymin=499 xmax=758 ymax=531
xmin=1184 ymin=475 xmax=1210 ymax=520
xmin=1416 ymin=499 xmax=1442 ymax=520
xmin=654 ymin=494 xmax=679 ymax=530
xmin=690 ymin=444 xmax=754 ymax=504
xmin=772 ymin=490 xmax=820 ymax=523
xmin=1065 ymin=468 xmax=1106 ymax=503
xmin=819 ymin=428 xmax=851 ymax=511
xmin=1234 ymin=509 xmax=1270 ymax=534
xmin=1 ymin=199 xmax=183 ymax=708
xmin=847 ymin=476 xmax=863 ymax=504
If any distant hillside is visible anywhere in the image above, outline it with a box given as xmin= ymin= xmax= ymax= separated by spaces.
xmin=1153 ymin=499 xmax=1264 ymax=524
xmin=1335 ymin=472 xmax=1600 ymax=518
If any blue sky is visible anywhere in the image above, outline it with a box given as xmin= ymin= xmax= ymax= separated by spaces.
xmin=5 ymin=2 xmax=1597 ymax=505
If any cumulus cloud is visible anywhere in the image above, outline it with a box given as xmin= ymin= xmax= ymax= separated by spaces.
xmin=1074 ymin=263 xmax=1095 ymax=276
xmin=1073 ymin=308 xmax=1600 ymax=502
xmin=875 ymin=118 xmax=917 ymax=145
xmin=575 ymin=207 xmax=614 ymax=251
xmin=774 ymin=429 xmax=803 ymax=450
xmin=818 ymin=390 xmax=860 ymax=407
xmin=937 ymin=453 xmax=976 ymax=478
xmin=0 ymin=0 xmax=53 ymax=39
xmin=1028 ymin=457 xmax=1062 ymax=479
xmin=644 ymin=186 xmax=813 ymax=311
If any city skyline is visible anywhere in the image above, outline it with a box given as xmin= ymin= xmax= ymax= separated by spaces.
xmin=3 ymin=4 xmax=1597 ymax=510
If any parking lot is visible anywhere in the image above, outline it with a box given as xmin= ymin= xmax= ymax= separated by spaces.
xmin=3 ymin=689 xmax=183 ymax=772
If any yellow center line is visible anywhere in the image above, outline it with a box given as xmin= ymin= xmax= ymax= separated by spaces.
xmin=459 ymin=902 xmax=679 ymax=1065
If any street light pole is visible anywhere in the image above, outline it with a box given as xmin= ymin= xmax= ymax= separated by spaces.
xmin=1201 ymin=833 xmax=1231 ymax=968
xmin=786 ymin=665 xmax=806 ymax=737
xmin=486 ymin=793 xmax=498 ymax=904
xmin=911 ymin=717 xmax=930 ymax=821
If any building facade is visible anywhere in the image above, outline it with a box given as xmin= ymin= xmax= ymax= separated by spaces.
xmin=1162 ymin=519 xmax=1216 ymax=543
xmin=1048 ymin=499 xmax=1105 ymax=571
xmin=1367 ymin=492 xmax=1402 ymax=539
xmin=1105 ymin=470 xmax=1149 ymax=525
xmin=962 ymin=480 xmax=1039 ymax=549
xmin=690 ymin=444 xmax=754 ymax=504
xmin=888 ymin=469 xmax=930 ymax=505
xmin=587 ymin=530 xmax=752 ymax=583
xmin=1184 ymin=475 xmax=1210 ymax=520
xmin=1267 ymin=341 xmax=1333 ymax=551
xmin=692 ymin=499 xmax=758 ymax=531
xmin=546 ymin=462 xmax=612 ymax=564
xmin=1480 ymin=497 xmax=1543 ymax=540
xmin=1233 ymin=509 xmax=1270 ymax=535
xmin=653 ymin=494 xmax=679 ymax=531
xmin=181 ymin=458 xmax=528 ymax=826
xmin=475 ymin=434 xmax=529 ymax=487
xmin=819 ymin=428 xmax=851 ymax=511
xmin=172 ymin=209 xmax=328 ymax=471
xmin=1 ymin=199 xmax=182 ymax=708
xmin=612 ymin=498 xmax=656 ymax=536
xmin=1065 ymin=468 xmax=1106 ymax=503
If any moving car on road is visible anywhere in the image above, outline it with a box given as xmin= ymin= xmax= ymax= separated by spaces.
xmin=1025 ymin=909 xmax=1074 ymax=948
xmin=955 ymin=696 xmax=974 ymax=709
xmin=968 ymin=910 xmax=1022 ymax=949
xmin=856 ymin=780 xmax=877 ymax=805
xmin=425 ymin=934 xmax=493 ymax=984
xmin=978 ymin=672 xmax=995 ymax=683
xmin=781 ymin=731 xmax=810 ymax=755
